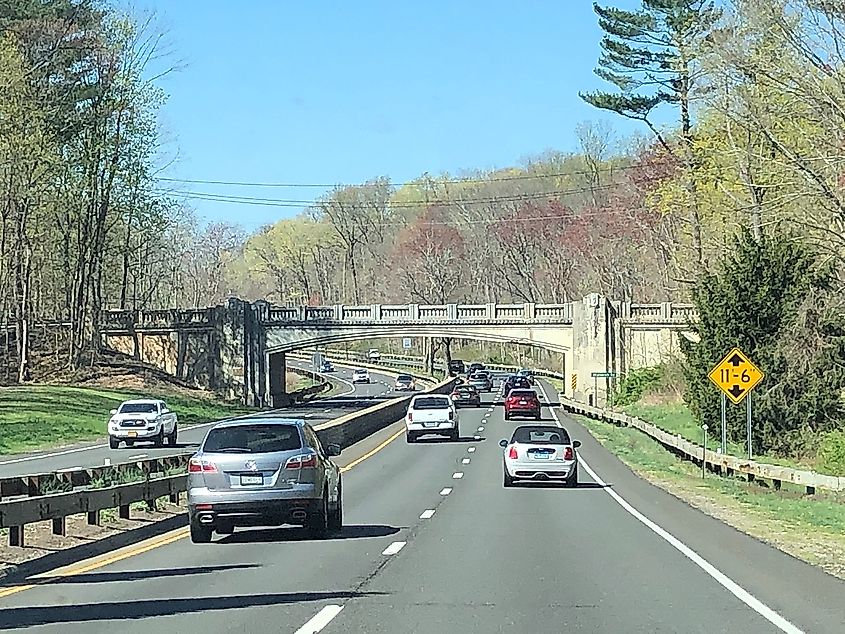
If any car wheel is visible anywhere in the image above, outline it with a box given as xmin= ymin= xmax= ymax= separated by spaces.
xmin=535 ymin=413 xmax=541 ymax=421
xmin=306 ymin=492 xmax=329 ymax=537
xmin=504 ymin=412 xmax=510 ymax=421
xmin=153 ymin=427 xmax=164 ymax=447
xmin=406 ymin=431 xmax=416 ymax=443
xmin=109 ymin=436 xmax=119 ymax=449
xmin=565 ymin=466 xmax=578 ymax=488
xmin=168 ymin=423 xmax=178 ymax=446
xmin=216 ymin=519 xmax=234 ymax=535
xmin=328 ymin=479 xmax=343 ymax=531
xmin=190 ymin=520 xmax=212 ymax=544
xmin=503 ymin=468 xmax=515 ymax=488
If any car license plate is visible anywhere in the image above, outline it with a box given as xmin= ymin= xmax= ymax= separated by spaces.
xmin=127 ymin=431 xmax=137 ymax=437
xmin=240 ymin=475 xmax=263 ymax=485
xmin=423 ymin=422 xmax=439 ymax=428
xmin=533 ymin=453 xmax=550 ymax=460
xmin=519 ymin=400 xmax=527 ymax=405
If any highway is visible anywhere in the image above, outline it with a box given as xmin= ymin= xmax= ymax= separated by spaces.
xmin=0 ymin=363 xmax=401 ymax=479
xmin=0 ymin=380 xmax=842 ymax=633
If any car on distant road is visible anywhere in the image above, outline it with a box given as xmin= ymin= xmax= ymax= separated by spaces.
xmin=517 ymin=368 xmax=536 ymax=385
xmin=501 ymin=374 xmax=531 ymax=397
xmin=367 ymin=348 xmax=381 ymax=361
xmin=320 ymin=360 xmax=335 ymax=373
xmin=500 ymin=424 xmax=580 ymax=487
xmin=504 ymin=388 xmax=542 ymax=421
xmin=405 ymin=394 xmax=460 ymax=442
xmin=448 ymin=360 xmax=466 ymax=376
xmin=450 ymin=384 xmax=481 ymax=408
xmin=468 ymin=371 xmax=492 ymax=392
xmin=394 ymin=374 xmax=416 ymax=391
xmin=187 ymin=418 xmax=343 ymax=543
xmin=351 ymin=368 xmax=370 ymax=384
xmin=468 ymin=362 xmax=485 ymax=374
xmin=108 ymin=399 xmax=178 ymax=449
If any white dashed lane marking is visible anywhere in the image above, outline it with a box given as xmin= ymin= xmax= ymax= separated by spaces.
xmin=420 ymin=509 xmax=436 ymax=519
xmin=452 ymin=472 xmax=464 ymax=479
xmin=440 ymin=487 xmax=452 ymax=495
xmin=294 ymin=605 xmax=344 ymax=634
xmin=382 ymin=541 xmax=407 ymax=556
xmin=467 ymin=447 xmax=475 ymax=453
xmin=461 ymin=458 xmax=470 ymax=464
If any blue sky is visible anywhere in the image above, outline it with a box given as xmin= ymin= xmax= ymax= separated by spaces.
xmin=141 ymin=0 xmax=647 ymax=230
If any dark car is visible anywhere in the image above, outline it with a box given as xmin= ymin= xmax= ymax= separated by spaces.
xmin=501 ymin=375 xmax=531 ymax=397
xmin=468 ymin=362 xmax=486 ymax=374
xmin=320 ymin=361 xmax=335 ymax=373
xmin=448 ymin=360 xmax=466 ymax=376
xmin=504 ymin=388 xmax=541 ymax=421
xmin=450 ymin=385 xmax=481 ymax=408
xmin=517 ymin=368 xmax=535 ymax=385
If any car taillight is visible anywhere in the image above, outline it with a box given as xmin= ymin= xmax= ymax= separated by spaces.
xmin=407 ymin=412 xmax=413 ymax=422
xmin=188 ymin=458 xmax=217 ymax=473
xmin=286 ymin=453 xmax=317 ymax=469
xmin=448 ymin=410 xmax=454 ymax=420
xmin=507 ymin=445 xmax=518 ymax=460
xmin=564 ymin=446 xmax=574 ymax=460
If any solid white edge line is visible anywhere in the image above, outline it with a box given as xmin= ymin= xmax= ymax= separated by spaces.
xmin=440 ymin=487 xmax=452 ymax=495
xmin=293 ymin=604 xmax=344 ymax=634
xmin=535 ymin=380 xmax=804 ymax=634
xmin=420 ymin=509 xmax=436 ymax=519
xmin=382 ymin=541 xmax=407 ymax=556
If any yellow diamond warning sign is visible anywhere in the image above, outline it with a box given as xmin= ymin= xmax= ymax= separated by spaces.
xmin=708 ymin=347 xmax=764 ymax=405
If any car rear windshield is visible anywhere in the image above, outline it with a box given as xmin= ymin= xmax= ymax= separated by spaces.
xmin=397 ymin=375 xmax=412 ymax=381
xmin=512 ymin=427 xmax=570 ymax=445
xmin=119 ymin=403 xmax=157 ymax=414
xmin=203 ymin=424 xmax=302 ymax=454
xmin=473 ymin=372 xmax=490 ymax=378
xmin=413 ymin=396 xmax=451 ymax=409
xmin=456 ymin=388 xmax=475 ymax=396
xmin=510 ymin=390 xmax=536 ymax=398
xmin=354 ymin=369 xmax=366 ymax=373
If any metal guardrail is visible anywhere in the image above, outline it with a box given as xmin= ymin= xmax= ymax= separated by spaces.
xmin=0 ymin=374 xmax=456 ymax=547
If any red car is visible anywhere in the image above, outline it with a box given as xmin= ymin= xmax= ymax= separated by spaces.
xmin=504 ymin=388 xmax=541 ymax=421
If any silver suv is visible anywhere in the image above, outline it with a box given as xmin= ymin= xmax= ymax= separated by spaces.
xmin=187 ymin=418 xmax=342 ymax=543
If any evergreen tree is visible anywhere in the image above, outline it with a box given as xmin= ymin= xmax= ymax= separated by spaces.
xmin=681 ymin=229 xmax=845 ymax=455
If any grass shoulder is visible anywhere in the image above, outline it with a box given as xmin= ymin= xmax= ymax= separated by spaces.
xmin=575 ymin=413 xmax=845 ymax=580
xmin=0 ymin=384 xmax=255 ymax=455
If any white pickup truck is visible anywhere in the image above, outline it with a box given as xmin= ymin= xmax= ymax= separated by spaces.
xmin=108 ymin=399 xmax=178 ymax=449
xmin=405 ymin=394 xmax=460 ymax=443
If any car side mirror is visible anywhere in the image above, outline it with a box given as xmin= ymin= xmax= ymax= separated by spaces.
xmin=573 ymin=440 xmax=581 ymax=448
xmin=499 ymin=439 xmax=508 ymax=448
xmin=110 ymin=409 xmax=118 ymax=415
xmin=327 ymin=444 xmax=342 ymax=457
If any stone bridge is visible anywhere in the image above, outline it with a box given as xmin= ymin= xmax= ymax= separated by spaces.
xmin=100 ymin=295 xmax=696 ymax=406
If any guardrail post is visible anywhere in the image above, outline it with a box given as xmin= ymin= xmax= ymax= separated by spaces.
xmin=119 ymin=504 xmax=130 ymax=519
xmin=52 ymin=517 xmax=66 ymax=536
xmin=88 ymin=510 xmax=100 ymax=526
xmin=9 ymin=525 xmax=24 ymax=547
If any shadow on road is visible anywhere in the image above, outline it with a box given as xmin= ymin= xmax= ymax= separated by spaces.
xmin=218 ymin=523 xmax=401 ymax=544
xmin=513 ymin=481 xmax=612 ymax=490
xmin=12 ymin=564 xmax=259 ymax=587
xmin=0 ymin=591 xmax=389 ymax=628
xmin=412 ymin=436 xmax=484 ymax=445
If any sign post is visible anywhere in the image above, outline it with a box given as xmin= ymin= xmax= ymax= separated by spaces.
xmin=590 ymin=371 xmax=617 ymax=408
xmin=707 ymin=347 xmax=764 ymax=457
xmin=720 ymin=393 xmax=727 ymax=454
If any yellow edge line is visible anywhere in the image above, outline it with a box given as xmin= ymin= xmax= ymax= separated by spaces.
xmin=0 ymin=424 xmax=405 ymax=600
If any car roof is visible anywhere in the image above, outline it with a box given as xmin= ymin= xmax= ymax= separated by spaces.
xmin=210 ymin=417 xmax=306 ymax=430
xmin=512 ymin=424 xmax=568 ymax=435
xmin=120 ymin=399 xmax=160 ymax=405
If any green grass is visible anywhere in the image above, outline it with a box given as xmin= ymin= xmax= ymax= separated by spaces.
xmin=578 ymin=414 xmax=845 ymax=540
xmin=0 ymin=385 xmax=255 ymax=455
xmin=622 ymin=401 xmax=812 ymax=470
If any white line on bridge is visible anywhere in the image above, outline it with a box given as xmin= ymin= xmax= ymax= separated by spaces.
xmin=382 ymin=541 xmax=407 ymax=556
xmin=294 ymin=605 xmax=344 ymax=634
xmin=440 ymin=487 xmax=452 ymax=495
xmin=420 ymin=509 xmax=436 ymax=519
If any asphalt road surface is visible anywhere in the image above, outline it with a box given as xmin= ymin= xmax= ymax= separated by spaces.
xmin=0 ymin=379 xmax=842 ymax=632
xmin=0 ymin=363 xmax=402 ymax=479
